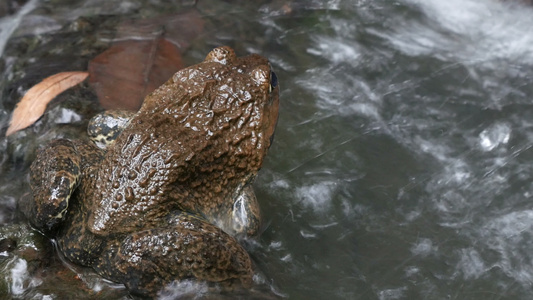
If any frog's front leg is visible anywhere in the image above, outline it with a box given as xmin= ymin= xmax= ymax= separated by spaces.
xmin=29 ymin=139 xmax=81 ymax=232
xmin=211 ymin=185 xmax=261 ymax=237
xmin=231 ymin=185 xmax=261 ymax=236
xmin=94 ymin=213 xmax=253 ymax=297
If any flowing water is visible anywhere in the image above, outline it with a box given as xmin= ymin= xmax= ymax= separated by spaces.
xmin=1 ymin=0 xmax=533 ymax=299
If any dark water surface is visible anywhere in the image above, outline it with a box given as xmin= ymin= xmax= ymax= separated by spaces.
xmin=2 ymin=0 xmax=533 ymax=299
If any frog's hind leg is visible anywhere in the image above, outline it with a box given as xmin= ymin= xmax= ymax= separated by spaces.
xmin=28 ymin=139 xmax=82 ymax=232
xmin=94 ymin=213 xmax=253 ymax=297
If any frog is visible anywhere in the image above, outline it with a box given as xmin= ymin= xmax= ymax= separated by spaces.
xmin=26 ymin=46 xmax=279 ymax=297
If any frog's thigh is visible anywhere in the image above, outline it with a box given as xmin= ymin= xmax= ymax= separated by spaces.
xmin=29 ymin=139 xmax=81 ymax=232
xmin=95 ymin=214 xmax=253 ymax=296
xmin=232 ymin=185 xmax=261 ymax=236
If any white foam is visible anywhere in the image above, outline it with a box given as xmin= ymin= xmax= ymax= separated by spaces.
xmin=9 ymin=258 xmax=28 ymax=295
xmin=280 ymin=0 xmax=533 ymax=295
xmin=295 ymin=181 xmax=337 ymax=213
xmin=385 ymin=0 xmax=533 ymax=65
xmin=307 ymin=36 xmax=361 ymax=67
xmin=54 ymin=108 xmax=83 ymax=124
xmin=479 ymin=122 xmax=511 ymax=152
xmin=300 ymin=15 xmax=384 ymax=120
xmin=455 ymin=248 xmax=486 ymax=279
xmin=0 ymin=0 xmax=39 ymax=57
xmin=479 ymin=210 xmax=533 ymax=284
xmin=410 ymin=238 xmax=436 ymax=257
xmin=300 ymin=229 xmax=317 ymax=239
xmin=405 ymin=0 xmax=492 ymax=34
xmin=270 ymin=179 xmax=290 ymax=190
xmin=268 ymin=241 xmax=282 ymax=250
xmin=404 ymin=266 xmax=420 ymax=278
xmin=157 ymin=279 xmax=208 ymax=300
xmin=297 ymin=68 xmax=383 ymax=119
xmin=280 ymin=254 xmax=292 ymax=262
xmin=378 ymin=287 xmax=407 ymax=300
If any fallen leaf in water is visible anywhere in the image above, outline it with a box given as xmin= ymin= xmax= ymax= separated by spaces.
xmin=6 ymin=71 xmax=89 ymax=136
xmin=89 ymin=11 xmax=204 ymax=111
xmin=89 ymin=38 xmax=183 ymax=111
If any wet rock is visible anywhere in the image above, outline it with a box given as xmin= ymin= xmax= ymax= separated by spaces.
xmin=0 ymin=237 xmax=17 ymax=253
xmin=0 ymin=2 xmax=7 ymax=18
xmin=0 ymin=0 xmax=29 ymax=18
xmin=0 ymin=223 xmax=128 ymax=298
xmin=0 ymin=15 xmax=116 ymax=172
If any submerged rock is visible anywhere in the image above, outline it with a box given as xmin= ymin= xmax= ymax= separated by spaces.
xmin=0 ymin=223 xmax=128 ymax=298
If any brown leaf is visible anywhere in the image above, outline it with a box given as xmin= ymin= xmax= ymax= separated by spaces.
xmin=88 ymin=38 xmax=184 ymax=111
xmin=88 ymin=11 xmax=204 ymax=111
xmin=6 ymin=71 xmax=89 ymax=137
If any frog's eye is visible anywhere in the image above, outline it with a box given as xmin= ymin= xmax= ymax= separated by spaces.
xmin=269 ymin=72 xmax=278 ymax=93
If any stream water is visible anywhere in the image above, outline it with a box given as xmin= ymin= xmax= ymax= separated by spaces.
xmin=2 ymin=0 xmax=533 ymax=299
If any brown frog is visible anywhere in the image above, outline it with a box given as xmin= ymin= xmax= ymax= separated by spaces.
xmin=27 ymin=46 xmax=279 ymax=297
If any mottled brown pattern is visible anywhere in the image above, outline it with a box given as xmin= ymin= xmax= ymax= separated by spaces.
xmin=29 ymin=139 xmax=101 ymax=231
xmin=27 ymin=46 xmax=279 ymax=297
xmin=87 ymin=48 xmax=278 ymax=236
xmin=94 ymin=213 xmax=252 ymax=297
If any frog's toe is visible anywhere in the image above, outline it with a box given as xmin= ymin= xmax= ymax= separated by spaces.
xmin=29 ymin=139 xmax=81 ymax=232
xmin=94 ymin=213 xmax=253 ymax=297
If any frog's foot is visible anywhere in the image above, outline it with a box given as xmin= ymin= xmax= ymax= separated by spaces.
xmin=94 ymin=213 xmax=253 ymax=297
xmin=209 ymin=185 xmax=261 ymax=237
xmin=230 ymin=185 xmax=261 ymax=237
xmin=29 ymin=139 xmax=81 ymax=232
xmin=87 ymin=110 xmax=135 ymax=149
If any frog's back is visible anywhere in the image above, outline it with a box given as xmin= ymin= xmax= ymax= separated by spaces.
xmin=86 ymin=46 xmax=279 ymax=236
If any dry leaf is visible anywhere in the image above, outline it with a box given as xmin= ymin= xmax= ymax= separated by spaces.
xmin=6 ymin=71 xmax=89 ymax=137
xmin=88 ymin=38 xmax=183 ymax=111
xmin=88 ymin=11 xmax=204 ymax=111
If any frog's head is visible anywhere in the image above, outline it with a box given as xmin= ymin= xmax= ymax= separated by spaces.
xmin=140 ymin=46 xmax=280 ymax=170
xmin=203 ymin=46 xmax=279 ymax=153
